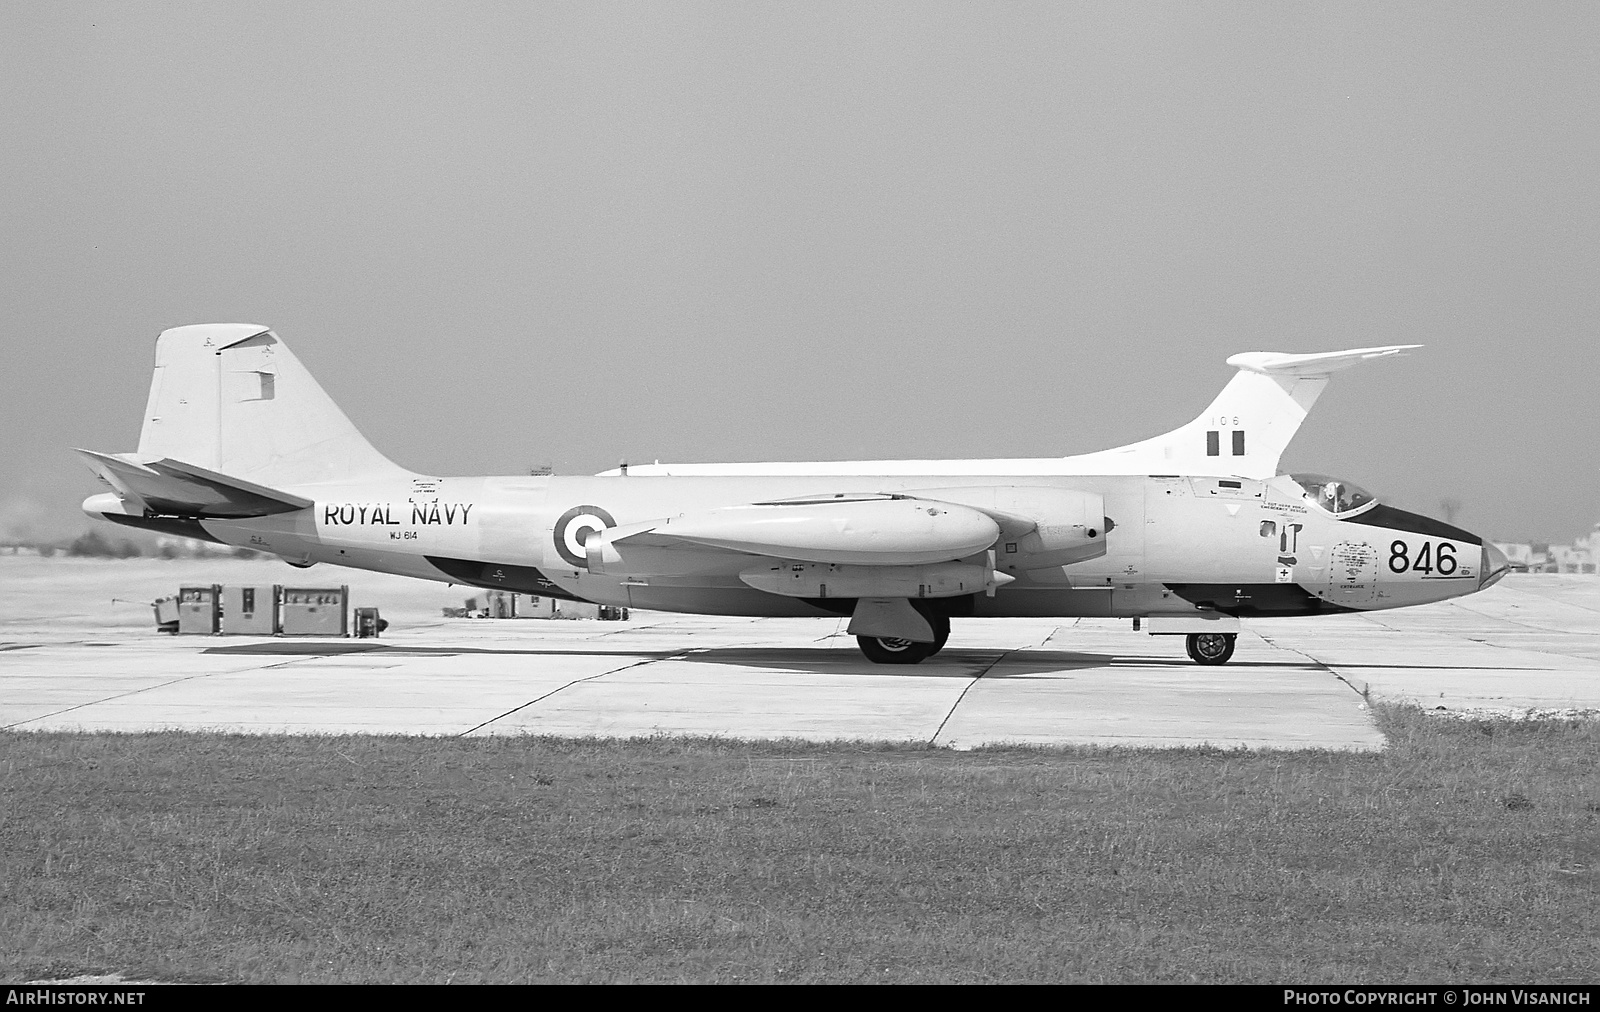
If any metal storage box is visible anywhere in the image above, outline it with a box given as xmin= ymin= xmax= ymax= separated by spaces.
xmin=222 ymin=584 xmax=279 ymax=635
xmin=353 ymin=607 xmax=383 ymax=638
xmin=153 ymin=596 xmax=180 ymax=634
xmin=176 ymin=585 xmax=220 ymax=635
xmin=280 ymin=586 xmax=348 ymax=636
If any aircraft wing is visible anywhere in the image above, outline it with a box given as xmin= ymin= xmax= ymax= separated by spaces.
xmin=76 ymin=449 xmax=313 ymax=518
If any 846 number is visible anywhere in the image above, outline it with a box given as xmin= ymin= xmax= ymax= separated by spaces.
xmin=1389 ymin=540 xmax=1458 ymax=576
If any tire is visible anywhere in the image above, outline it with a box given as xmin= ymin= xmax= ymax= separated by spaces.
xmin=927 ymin=612 xmax=951 ymax=655
xmin=857 ymin=635 xmax=937 ymax=665
xmin=1186 ymin=632 xmax=1236 ymax=665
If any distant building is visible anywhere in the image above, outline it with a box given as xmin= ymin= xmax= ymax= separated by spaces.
xmin=1553 ymin=524 xmax=1599 ymax=574
xmin=1495 ymin=542 xmax=1544 ymax=573
xmin=1495 ymin=522 xmax=1600 ymax=575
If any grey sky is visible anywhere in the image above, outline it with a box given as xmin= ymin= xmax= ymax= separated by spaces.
xmin=2 ymin=2 xmax=1596 ymax=543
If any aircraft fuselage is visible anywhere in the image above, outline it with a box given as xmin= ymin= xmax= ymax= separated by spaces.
xmin=177 ymin=470 xmax=1497 ymax=622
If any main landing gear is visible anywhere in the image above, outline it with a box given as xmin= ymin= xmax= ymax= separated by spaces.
xmin=856 ymin=612 xmax=950 ymax=665
xmin=852 ymin=614 xmax=1240 ymax=666
xmin=1185 ymin=632 xmax=1237 ymax=665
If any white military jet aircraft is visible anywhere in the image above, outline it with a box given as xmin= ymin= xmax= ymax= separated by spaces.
xmin=80 ymin=324 xmax=1508 ymax=665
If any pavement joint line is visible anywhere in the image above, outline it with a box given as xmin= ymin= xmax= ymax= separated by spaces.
xmin=1447 ymin=601 xmax=1600 ymax=638
xmin=1038 ymin=620 xmax=1077 ymax=647
xmin=928 ymin=649 xmax=1017 ymax=748
xmin=813 ymin=619 xmax=849 ymax=643
xmin=1365 ymin=601 xmax=1600 ymax=665
xmin=1459 ymin=635 xmax=1600 ymax=665
xmin=1253 ymin=629 xmax=1370 ymax=701
xmin=587 ymin=620 xmax=676 ymax=638
xmin=1354 ymin=613 xmax=1406 ymax=632
xmin=1 ymin=670 xmax=230 ymax=730
xmin=455 ymin=650 xmax=696 ymax=737
xmin=1463 ymin=589 xmax=1600 ymax=620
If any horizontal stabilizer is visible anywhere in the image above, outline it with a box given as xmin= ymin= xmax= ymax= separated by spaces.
xmin=76 ymin=449 xmax=312 ymax=518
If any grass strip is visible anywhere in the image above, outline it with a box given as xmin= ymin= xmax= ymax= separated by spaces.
xmin=2 ymin=705 xmax=1597 ymax=983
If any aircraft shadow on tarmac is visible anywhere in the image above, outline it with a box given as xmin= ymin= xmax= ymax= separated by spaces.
xmin=201 ymin=641 xmax=681 ymax=659
xmin=201 ymin=641 xmax=1337 ymax=677
xmin=682 ymin=647 xmax=1211 ymax=676
xmin=198 ymin=640 xmax=1553 ymax=674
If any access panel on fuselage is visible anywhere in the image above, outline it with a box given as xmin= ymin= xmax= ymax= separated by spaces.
xmin=1141 ymin=476 xmax=1273 ymax=585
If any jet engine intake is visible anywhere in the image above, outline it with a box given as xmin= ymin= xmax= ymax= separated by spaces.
xmin=908 ymin=486 xmax=1107 ymax=570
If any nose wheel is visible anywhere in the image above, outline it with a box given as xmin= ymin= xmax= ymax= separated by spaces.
xmin=1185 ymin=632 xmax=1236 ymax=665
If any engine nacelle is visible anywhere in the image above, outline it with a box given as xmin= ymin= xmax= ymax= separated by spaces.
xmin=586 ymin=496 xmax=1002 ymax=577
xmin=739 ymin=559 xmax=1013 ymax=599
xmin=908 ymin=486 xmax=1108 ymax=570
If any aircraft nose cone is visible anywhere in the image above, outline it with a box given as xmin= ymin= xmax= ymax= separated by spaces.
xmin=1480 ymin=541 xmax=1510 ymax=590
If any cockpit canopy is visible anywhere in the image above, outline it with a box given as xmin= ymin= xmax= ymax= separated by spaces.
xmin=1291 ymin=473 xmax=1377 ymax=516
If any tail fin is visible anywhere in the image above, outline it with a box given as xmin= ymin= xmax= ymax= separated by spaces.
xmin=1066 ymin=345 xmax=1419 ymax=478
xmin=134 ymin=324 xmax=406 ymax=486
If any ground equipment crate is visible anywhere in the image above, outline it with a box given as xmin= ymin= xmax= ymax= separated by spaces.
xmin=222 ymin=584 xmax=279 ymax=635
xmin=176 ymin=585 xmax=220 ymax=635
xmin=152 ymin=595 xmax=180 ymax=634
xmin=280 ymin=586 xmax=348 ymax=636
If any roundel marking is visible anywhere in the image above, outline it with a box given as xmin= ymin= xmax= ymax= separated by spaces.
xmin=553 ymin=505 xmax=617 ymax=568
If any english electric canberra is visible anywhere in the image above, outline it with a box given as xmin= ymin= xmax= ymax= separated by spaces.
xmin=80 ymin=325 xmax=1507 ymax=665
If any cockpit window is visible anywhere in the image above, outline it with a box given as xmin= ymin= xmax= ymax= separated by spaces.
xmin=1291 ymin=473 xmax=1377 ymax=516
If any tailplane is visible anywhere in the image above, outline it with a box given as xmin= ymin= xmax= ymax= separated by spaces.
xmin=76 ymin=450 xmax=313 ymax=518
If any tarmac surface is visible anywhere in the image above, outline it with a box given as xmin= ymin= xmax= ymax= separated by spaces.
xmin=3 ymin=557 xmax=1598 ymax=750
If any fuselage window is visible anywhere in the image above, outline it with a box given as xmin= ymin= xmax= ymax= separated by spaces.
xmin=1260 ymin=520 xmax=1277 ymax=538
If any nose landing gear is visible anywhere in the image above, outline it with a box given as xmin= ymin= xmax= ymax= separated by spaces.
xmin=1185 ymin=632 xmax=1237 ymax=665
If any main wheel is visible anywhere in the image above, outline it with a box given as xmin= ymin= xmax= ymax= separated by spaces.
xmin=1185 ymin=632 xmax=1236 ymax=665
xmin=927 ymin=612 xmax=951 ymax=655
xmin=857 ymin=635 xmax=937 ymax=665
